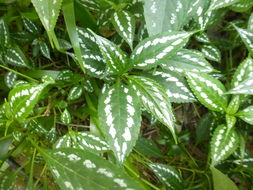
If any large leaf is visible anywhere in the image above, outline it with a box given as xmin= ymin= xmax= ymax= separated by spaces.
xmin=162 ymin=49 xmax=214 ymax=73
xmin=143 ymin=0 xmax=189 ymax=35
xmin=236 ymin=105 xmax=253 ymax=125
xmin=186 ymin=72 xmax=228 ymax=112
xmin=149 ymin=163 xmax=183 ymax=190
xmin=234 ymin=25 xmax=253 ymax=55
xmin=98 ymin=82 xmax=141 ymax=163
xmin=141 ymin=69 xmax=196 ymax=103
xmin=111 ymin=10 xmax=135 ymax=49
xmin=41 ymin=148 xmax=145 ymax=190
xmin=210 ymin=125 xmax=239 ymax=166
xmin=131 ymin=31 xmax=193 ymax=69
xmin=0 ymin=18 xmax=10 ymax=47
xmin=127 ymin=75 xmax=176 ymax=140
xmin=227 ymin=77 xmax=253 ymax=94
xmin=209 ymin=0 xmax=240 ymax=10
xmin=210 ymin=167 xmax=238 ymax=190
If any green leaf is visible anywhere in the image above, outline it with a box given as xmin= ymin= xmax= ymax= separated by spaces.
xmin=149 ymin=163 xmax=183 ymax=190
xmin=248 ymin=12 xmax=253 ymax=32
xmin=22 ymin=17 xmax=39 ymax=34
xmin=162 ymin=49 xmax=214 ymax=73
xmin=209 ymin=0 xmax=240 ymax=10
xmin=201 ymin=44 xmax=221 ymax=62
xmin=0 ymin=19 xmax=10 ymax=47
xmin=98 ymin=82 xmax=141 ymax=163
xmin=0 ymin=136 xmax=12 ymax=159
xmin=143 ymin=0 xmax=190 ymax=35
xmin=41 ymin=148 xmax=145 ymax=190
xmin=127 ymin=75 xmax=176 ymax=140
xmin=227 ymin=77 xmax=253 ymax=94
xmin=230 ymin=0 xmax=253 ymax=12
xmin=226 ymin=95 xmax=240 ymax=114
xmin=67 ymin=86 xmax=83 ymax=101
xmin=111 ymin=10 xmax=135 ymax=49
xmin=142 ymin=69 xmax=196 ymax=103
xmin=234 ymin=25 xmax=253 ymax=55
xmin=210 ymin=125 xmax=239 ymax=166
xmin=236 ymin=105 xmax=253 ymax=125
xmin=39 ymin=41 xmax=51 ymax=59
xmin=8 ymin=83 xmax=49 ymax=120
xmin=76 ymin=0 xmax=101 ymax=12
xmin=210 ymin=167 xmax=238 ymax=190
xmin=4 ymin=71 xmax=18 ymax=89
xmin=195 ymin=32 xmax=211 ymax=43
xmin=0 ymin=171 xmax=16 ymax=190
xmin=233 ymin=157 xmax=253 ymax=167
xmin=186 ymin=72 xmax=228 ymax=112
xmin=226 ymin=114 xmax=237 ymax=130
xmin=4 ymin=46 xmax=29 ymax=67
xmin=131 ymin=31 xmax=193 ymax=69
xmin=61 ymin=109 xmax=71 ymax=124
xmin=135 ymin=137 xmax=163 ymax=158
xmin=58 ymin=39 xmax=72 ymax=50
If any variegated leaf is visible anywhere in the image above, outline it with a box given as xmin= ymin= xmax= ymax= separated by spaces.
xmin=195 ymin=32 xmax=211 ymax=43
xmin=227 ymin=77 xmax=253 ymax=94
xmin=67 ymin=86 xmax=83 ymax=101
xmin=234 ymin=25 xmax=253 ymax=54
xmin=4 ymin=71 xmax=18 ymax=89
xmin=0 ymin=104 xmax=7 ymax=127
xmin=236 ymin=105 xmax=253 ymax=125
xmin=210 ymin=125 xmax=239 ymax=166
xmin=209 ymin=0 xmax=241 ymax=10
xmin=77 ymin=0 xmax=101 ymax=12
xmin=201 ymin=44 xmax=221 ymax=62
xmin=42 ymin=148 xmax=145 ymax=190
xmin=162 ymin=49 xmax=214 ymax=73
xmin=230 ymin=0 xmax=253 ymax=12
xmin=127 ymin=75 xmax=176 ymax=140
xmin=0 ymin=171 xmax=16 ymax=190
xmin=0 ymin=19 xmax=10 ymax=47
xmin=226 ymin=95 xmax=240 ymax=114
xmin=233 ymin=157 xmax=253 ymax=167
xmin=4 ymin=46 xmax=29 ymax=67
xmin=58 ymin=39 xmax=72 ymax=50
xmin=131 ymin=31 xmax=193 ymax=69
xmin=248 ymin=12 xmax=253 ymax=32
xmin=98 ymin=82 xmax=141 ymax=163
xmin=141 ymin=69 xmax=196 ymax=103
xmin=39 ymin=41 xmax=51 ymax=59
xmin=226 ymin=115 xmax=237 ymax=130
xmin=22 ymin=17 xmax=39 ymax=34
xmin=149 ymin=163 xmax=183 ymax=190
xmin=186 ymin=72 xmax=228 ymax=112
xmin=61 ymin=109 xmax=71 ymax=124
xmin=111 ymin=10 xmax=135 ymax=49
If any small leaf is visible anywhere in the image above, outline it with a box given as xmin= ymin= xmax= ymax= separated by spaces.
xmin=227 ymin=77 xmax=253 ymax=94
xmin=42 ymin=148 xmax=145 ymax=190
xmin=186 ymin=72 xmax=227 ymax=112
xmin=131 ymin=31 xmax=193 ymax=69
xmin=135 ymin=137 xmax=163 ymax=158
xmin=58 ymin=39 xmax=72 ymax=50
xmin=162 ymin=49 xmax=214 ymax=73
xmin=233 ymin=157 xmax=253 ymax=167
xmin=111 ymin=10 xmax=135 ymax=49
xmin=234 ymin=25 xmax=253 ymax=55
xmin=226 ymin=95 xmax=240 ymax=114
xmin=209 ymin=0 xmax=241 ymax=10
xmin=226 ymin=115 xmax=237 ymax=130
xmin=0 ymin=136 xmax=12 ymax=159
xmin=22 ymin=17 xmax=39 ymax=34
xmin=248 ymin=12 xmax=253 ymax=32
xmin=210 ymin=167 xmax=238 ymax=190
xmin=4 ymin=46 xmax=29 ymax=67
xmin=61 ymin=109 xmax=71 ymax=124
xmin=4 ymin=71 xmax=18 ymax=89
xmin=149 ymin=163 xmax=183 ymax=190
xmin=127 ymin=75 xmax=176 ymax=140
xmin=39 ymin=41 xmax=51 ymax=59
xmin=0 ymin=18 xmax=10 ymax=47
xmin=0 ymin=171 xmax=16 ymax=190
xmin=98 ymin=82 xmax=141 ymax=163
xmin=201 ymin=44 xmax=221 ymax=62
xmin=230 ymin=0 xmax=253 ymax=12
xmin=77 ymin=0 xmax=101 ymax=12
xmin=210 ymin=125 xmax=239 ymax=166
xmin=236 ymin=105 xmax=253 ymax=125
xmin=67 ymin=86 xmax=83 ymax=101
xmin=195 ymin=32 xmax=211 ymax=43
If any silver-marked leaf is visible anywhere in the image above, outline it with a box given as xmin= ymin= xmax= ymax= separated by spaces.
xmin=227 ymin=95 xmax=240 ymax=114
xmin=8 ymin=84 xmax=49 ymax=120
xmin=162 ymin=49 xmax=214 ymax=73
xmin=39 ymin=41 xmax=51 ymax=59
xmin=54 ymin=131 xmax=109 ymax=153
xmin=131 ymin=31 xmax=193 ymax=69
xmin=61 ymin=109 xmax=71 ymax=124
xmin=201 ymin=44 xmax=221 ymax=62
xmin=4 ymin=46 xmax=29 ymax=67
xmin=234 ymin=25 xmax=253 ymax=54
xmin=31 ymin=0 xmax=62 ymax=33
xmin=58 ymin=39 xmax=72 ymax=50
xmin=4 ymin=72 xmax=18 ymax=89
xmin=226 ymin=115 xmax=237 ymax=130
xmin=231 ymin=57 xmax=253 ymax=88
xmin=0 ymin=19 xmax=10 ymax=47
xmin=236 ymin=105 xmax=253 ymax=125
xmin=22 ymin=17 xmax=39 ymax=34
xmin=209 ymin=0 xmax=241 ymax=10
xmin=67 ymin=86 xmax=83 ymax=101
xmin=77 ymin=0 xmax=101 ymax=12
xmin=227 ymin=77 xmax=253 ymax=94
xmin=111 ymin=10 xmax=135 ymax=49
xmin=0 ymin=171 xmax=16 ymax=190
xmin=98 ymin=82 xmax=141 ymax=163
xmin=195 ymin=32 xmax=211 ymax=43
xmin=149 ymin=163 xmax=183 ymax=190
xmin=210 ymin=125 xmax=239 ymax=166
xmin=233 ymin=157 xmax=253 ymax=167
xmin=42 ymin=148 xmax=145 ymax=190
xmin=0 ymin=104 xmax=7 ymax=127
xmin=186 ymin=72 xmax=228 ymax=112
xmin=248 ymin=12 xmax=253 ymax=32
xmin=77 ymin=27 xmax=100 ymax=52
xmin=142 ymin=69 xmax=196 ymax=103
xmin=127 ymin=75 xmax=176 ymax=140
xmin=230 ymin=0 xmax=253 ymax=12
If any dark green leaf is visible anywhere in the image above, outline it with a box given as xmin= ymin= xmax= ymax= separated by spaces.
xmin=201 ymin=44 xmax=221 ymax=62
xmin=135 ymin=137 xmax=163 ymax=158
xmin=4 ymin=46 xmax=29 ymax=67
xmin=67 ymin=86 xmax=83 ymax=101
xmin=0 ymin=19 xmax=10 ymax=47
xmin=61 ymin=109 xmax=71 ymax=124
xmin=39 ymin=41 xmax=51 ymax=59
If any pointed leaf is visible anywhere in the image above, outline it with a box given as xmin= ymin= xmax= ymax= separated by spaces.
xmin=61 ymin=109 xmax=71 ymax=124
xmin=98 ymin=82 xmax=141 ymax=163
xmin=227 ymin=95 xmax=240 ymax=114
xmin=230 ymin=0 xmax=253 ymax=12
xmin=162 ymin=49 xmax=214 ymax=73
xmin=149 ymin=163 xmax=183 ymax=190
xmin=195 ymin=32 xmax=211 ymax=43
xmin=4 ymin=46 xmax=29 ymax=67
xmin=67 ymin=86 xmax=83 ymax=101
xmin=209 ymin=0 xmax=240 ymax=10
xmin=186 ymin=72 xmax=228 ymax=112
xmin=22 ymin=17 xmax=39 ymax=34
xmin=131 ymin=31 xmax=193 ymax=69
xmin=42 ymin=148 xmax=145 ymax=190
xmin=201 ymin=44 xmax=221 ymax=62
xmin=236 ymin=105 xmax=253 ymax=125
xmin=233 ymin=157 xmax=253 ymax=167
xmin=248 ymin=12 xmax=253 ymax=32
xmin=111 ymin=10 xmax=135 ymax=49
xmin=227 ymin=77 xmax=253 ymax=94
xmin=0 ymin=19 xmax=10 ymax=47
xmin=127 ymin=75 xmax=176 ymax=140
xmin=39 ymin=41 xmax=51 ymax=59
xmin=135 ymin=137 xmax=163 ymax=158
xmin=234 ymin=26 xmax=253 ymax=54
xmin=210 ymin=125 xmax=239 ymax=166
xmin=4 ymin=71 xmax=18 ymax=89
